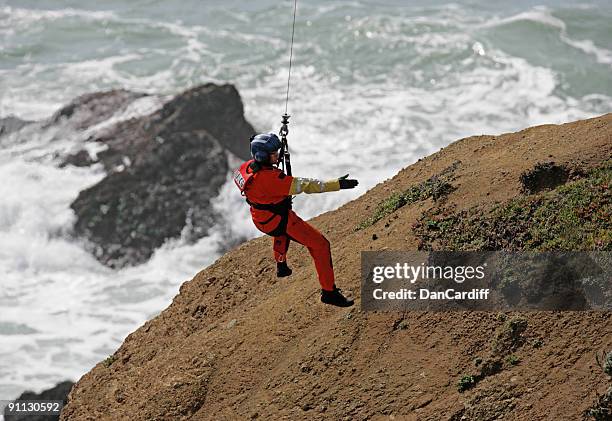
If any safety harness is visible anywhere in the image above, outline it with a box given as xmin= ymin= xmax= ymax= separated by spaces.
xmin=233 ymin=160 xmax=292 ymax=236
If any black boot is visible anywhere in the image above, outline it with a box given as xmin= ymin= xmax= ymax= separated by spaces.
xmin=321 ymin=286 xmax=354 ymax=307
xmin=277 ymin=261 xmax=292 ymax=278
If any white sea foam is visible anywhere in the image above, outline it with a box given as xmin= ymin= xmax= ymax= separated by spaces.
xmin=481 ymin=6 xmax=612 ymax=67
xmin=479 ymin=6 xmax=566 ymax=31
xmin=560 ymin=36 xmax=612 ymax=67
xmin=0 ymin=5 xmax=117 ymax=27
xmin=0 ymin=145 xmax=235 ymax=402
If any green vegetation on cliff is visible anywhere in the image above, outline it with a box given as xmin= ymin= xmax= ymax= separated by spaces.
xmin=414 ymin=161 xmax=611 ymax=251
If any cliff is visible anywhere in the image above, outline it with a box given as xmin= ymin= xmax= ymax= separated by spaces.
xmin=62 ymin=114 xmax=611 ymax=420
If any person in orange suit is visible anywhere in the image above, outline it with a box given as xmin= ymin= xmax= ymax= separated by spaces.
xmin=234 ymin=133 xmax=358 ymax=307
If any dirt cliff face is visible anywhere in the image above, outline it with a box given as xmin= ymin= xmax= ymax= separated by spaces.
xmin=61 ymin=114 xmax=612 ymax=420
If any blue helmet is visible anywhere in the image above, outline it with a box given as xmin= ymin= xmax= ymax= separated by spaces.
xmin=250 ymin=132 xmax=282 ymax=163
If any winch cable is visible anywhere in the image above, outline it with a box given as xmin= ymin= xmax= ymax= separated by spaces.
xmin=279 ymin=0 xmax=298 ymax=176
xmin=284 ymin=0 xmax=298 ymax=117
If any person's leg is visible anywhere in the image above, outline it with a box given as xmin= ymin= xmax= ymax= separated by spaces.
xmin=273 ymin=235 xmax=290 ymax=263
xmin=273 ymin=234 xmax=292 ymax=277
xmin=284 ymin=211 xmax=335 ymax=291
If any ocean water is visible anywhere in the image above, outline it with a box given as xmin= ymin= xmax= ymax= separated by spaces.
xmin=0 ymin=0 xmax=611 ymax=402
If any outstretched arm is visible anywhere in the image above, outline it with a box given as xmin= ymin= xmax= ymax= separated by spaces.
xmin=288 ymin=174 xmax=358 ymax=195
xmin=289 ymin=177 xmax=340 ymax=194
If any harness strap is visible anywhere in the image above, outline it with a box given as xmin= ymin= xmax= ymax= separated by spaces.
xmin=246 ymin=197 xmax=291 ymax=214
xmin=246 ymin=197 xmax=292 ymax=237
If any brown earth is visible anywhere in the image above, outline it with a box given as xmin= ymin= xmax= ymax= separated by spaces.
xmin=62 ymin=114 xmax=612 ymax=420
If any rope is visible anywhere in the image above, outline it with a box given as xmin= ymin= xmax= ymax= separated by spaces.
xmin=284 ymin=0 xmax=298 ymax=115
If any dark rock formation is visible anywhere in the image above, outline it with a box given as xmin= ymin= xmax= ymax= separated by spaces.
xmin=61 ymin=149 xmax=97 ymax=168
xmin=0 ymin=116 xmax=32 ymax=136
xmin=72 ymin=131 xmax=228 ymax=267
xmin=4 ymin=381 xmax=74 ymax=421
xmin=68 ymin=83 xmax=254 ymax=268
xmin=145 ymin=83 xmax=253 ymax=161
xmin=49 ymin=89 xmax=147 ymax=131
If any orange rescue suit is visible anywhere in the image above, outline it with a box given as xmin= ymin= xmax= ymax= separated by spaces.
xmin=234 ymin=160 xmax=341 ymax=291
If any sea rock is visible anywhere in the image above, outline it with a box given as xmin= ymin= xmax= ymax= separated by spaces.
xmin=68 ymin=83 xmax=254 ymax=268
xmin=72 ymin=131 xmax=228 ymax=268
xmin=0 ymin=116 xmax=32 ymax=136
xmin=63 ymin=84 xmax=252 ymax=170
xmin=4 ymin=381 xmax=74 ymax=421
xmin=49 ymin=89 xmax=147 ymax=131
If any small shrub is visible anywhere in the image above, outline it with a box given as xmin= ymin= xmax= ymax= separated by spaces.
xmin=457 ymin=375 xmax=476 ymax=392
xmin=584 ymin=351 xmax=612 ymax=420
xmin=508 ymin=317 xmax=528 ymax=333
xmin=596 ymin=350 xmax=612 ymax=377
xmin=103 ymin=355 xmax=116 ymax=367
xmin=584 ymin=386 xmax=612 ymax=420
xmin=506 ymin=355 xmax=520 ymax=366
xmin=492 ymin=317 xmax=528 ymax=354
xmin=604 ymin=352 xmax=612 ymax=377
